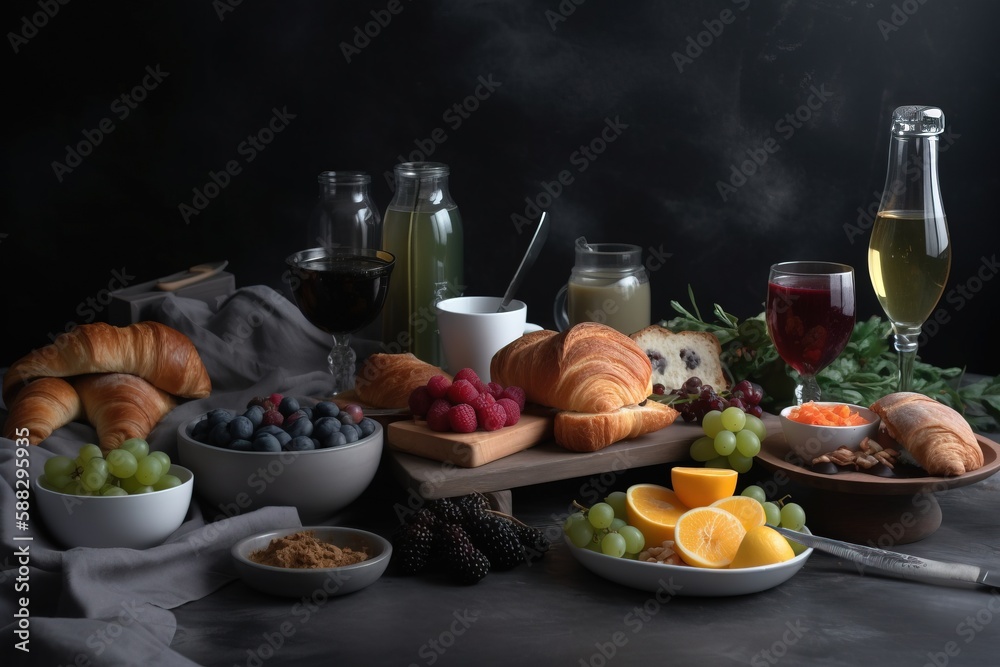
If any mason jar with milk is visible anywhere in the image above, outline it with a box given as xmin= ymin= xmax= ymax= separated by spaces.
xmin=553 ymin=238 xmax=651 ymax=335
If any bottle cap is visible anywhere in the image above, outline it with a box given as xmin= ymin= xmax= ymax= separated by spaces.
xmin=891 ymin=106 xmax=945 ymax=136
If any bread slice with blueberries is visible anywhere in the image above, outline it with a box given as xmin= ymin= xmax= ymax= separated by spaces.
xmin=629 ymin=325 xmax=729 ymax=393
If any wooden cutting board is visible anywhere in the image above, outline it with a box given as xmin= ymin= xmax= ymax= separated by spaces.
xmin=387 ymin=414 xmax=555 ymax=468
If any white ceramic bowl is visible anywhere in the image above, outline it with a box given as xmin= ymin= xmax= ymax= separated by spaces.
xmin=779 ymin=402 xmax=881 ymax=462
xmin=176 ymin=414 xmax=382 ymax=523
xmin=564 ymin=527 xmax=813 ymax=597
xmin=232 ymin=526 xmax=391 ymax=598
xmin=34 ymin=464 xmax=193 ymax=549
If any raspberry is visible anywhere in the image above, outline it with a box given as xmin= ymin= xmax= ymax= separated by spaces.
xmin=469 ymin=392 xmax=496 ymax=415
xmin=261 ymin=409 xmax=284 ymax=427
xmin=446 ymin=379 xmax=479 ymax=405
xmin=426 ymin=375 xmax=452 ymax=400
xmin=426 ymin=399 xmax=453 ymax=432
xmin=485 ymin=382 xmax=505 ymax=399
xmin=472 ymin=379 xmax=490 ymax=396
xmin=496 ymin=398 xmax=521 ymax=426
xmin=268 ymin=393 xmax=284 ymax=408
xmin=408 ymin=386 xmax=433 ymax=418
xmin=453 ymin=368 xmax=481 ymax=385
xmin=479 ymin=403 xmax=507 ymax=431
xmin=500 ymin=385 xmax=526 ymax=411
xmin=448 ymin=404 xmax=478 ymax=433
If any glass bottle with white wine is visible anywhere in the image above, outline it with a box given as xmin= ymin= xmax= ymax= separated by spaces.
xmin=867 ymin=105 xmax=951 ymax=391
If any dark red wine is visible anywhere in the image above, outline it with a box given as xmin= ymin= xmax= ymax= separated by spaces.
xmin=766 ymin=279 xmax=855 ymax=377
xmin=292 ymin=255 xmax=393 ymax=334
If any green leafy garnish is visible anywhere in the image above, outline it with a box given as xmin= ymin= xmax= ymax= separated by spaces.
xmin=661 ymin=287 xmax=1000 ymax=433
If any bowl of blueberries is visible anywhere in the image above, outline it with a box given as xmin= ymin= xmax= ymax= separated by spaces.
xmin=176 ymin=393 xmax=382 ymax=522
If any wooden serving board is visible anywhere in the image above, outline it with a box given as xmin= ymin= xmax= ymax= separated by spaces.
xmin=387 ymin=413 xmax=555 ymax=468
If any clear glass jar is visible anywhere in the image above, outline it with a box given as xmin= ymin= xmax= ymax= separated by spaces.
xmin=307 ymin=171 xmax=381 ymax=251
xmin=381 ymin=162 xmax=464 ymax=366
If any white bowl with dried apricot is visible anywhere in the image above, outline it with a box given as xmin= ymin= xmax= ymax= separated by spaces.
xmin=779 ymin=401 xmax=881 ymax=462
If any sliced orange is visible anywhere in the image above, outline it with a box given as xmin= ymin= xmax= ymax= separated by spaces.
xmin=625 ymin=484 xmax=690 ymax=547
xmin=710 ymin=496 xmax=767 ymax=533
xmin=673 ymin=507 xmax=747 ymax=568
xmin=670 ymin=467 xmax=738 ymax=508
xmin=729 ymin=525 xmax=796 ymax=569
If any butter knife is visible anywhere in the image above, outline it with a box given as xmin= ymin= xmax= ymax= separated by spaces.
xmin=776 ymin=527 xmax=999 ymax=589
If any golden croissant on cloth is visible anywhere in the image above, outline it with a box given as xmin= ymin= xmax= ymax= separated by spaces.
xmin=2 ymin=322 xmax=211 ymax=452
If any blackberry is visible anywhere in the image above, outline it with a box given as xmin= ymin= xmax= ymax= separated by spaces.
xmin=455 ymin=492 xmax=491 ymax=515
xmin=407 ymin=507 xmax=438 ymax=529
xmin=515 ymin=523 xmax=550 ymax=564
xmin=464 ymin=509 xmax=524 ymax=570
xmin=393 ymin=522 xmax=435 ymax=574
xmin=427 ymin=498 xmax=464 ymax=525
xmin=438 ymin=523 xmax=490 ymax=584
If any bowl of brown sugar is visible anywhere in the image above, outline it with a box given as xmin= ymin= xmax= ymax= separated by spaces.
xmin=232 ymin=526 xmax=392 ymax=597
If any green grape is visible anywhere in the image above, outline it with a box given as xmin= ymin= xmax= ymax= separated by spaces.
xmin=120 ymin=438 xmax=149 ymax=460
xmin=610 ymin=517 xmax=627 ymax=531
xmin=149 ymin=451 xmax=171 ymax=471
xmin=720 ymin=406 xmax=747 ymax=432
xmin=587 ymin=503 xmax=615 ymax=530
xmin=702 ymin=410 xmax=724 ymax=438
xmin=101 ymin=486 xmax=129 ymax=497
xmin=705 ymin=456 xmax=730 ymax=469
xmin=743 ymin=414 xmax=767 ymax=440
xmin=119 ymin=475 xmax=146 ymax=494
xmin=45 ymin=472 xmax=74 ymax=490
xmin=604 ymin=491 xmax=628 ymax=520
xmin=153 ymin=474 xmax=182 ymax=491
xmin=585 ymin=540 xmax=602 ymax=552
xmin=784 ymin=529 xmax=808 ymax=556
xmin=44 ymin=455 xmax=77 ymax=480
xmin=727 ymin=452 xmax=753 ymax=473
xmin=713 ymin=430 xmax=737 ymax=456
xmin=741 ymin=485 xmax=767 ymax=504
xmin=735 ymin=430 xmax=761 ymax=457
xmin=601 ymin=531 xmax=627 ymax=558
xmin=564 ymin=512 xmax=585 ymax=532
xmin=77 ymin=444 xmax=103 ymax=465
xmin=565 ymin=514 xmax=595 ymax=548
xmin=134 ymin=456 xmax=164 ymax=486
xmin=81 ymin=467 xmax=108 ymax=492
xmin=762 ymin=501 xmax=781 ymax=525
xmin=618 ymin=525 xmax=645 ymax=554
xmin=106 ymin=449 xmax=138 ymax=479
xmin=38 ymin=476 xmax=61 ymax=491
xmin=780 ymin=503 xmax=807 ymax=531
xmin=62 ymin=480 xmax=91 ymax=496
xmin=689 ymin=436 xmax=717 ymax=462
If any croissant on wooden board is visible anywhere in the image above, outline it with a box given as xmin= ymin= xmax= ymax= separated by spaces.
xmin=870 ymin=392 xmax=983 ymax=476
xmin=491 ymin=323 xmax=677 ymax=452
xmin=353 ymin=353 xmax=451 ymax=409
xmin=2 ymin=321 xmax=211 ymax=405
xmin=2 ymin=377 xmax=83 ymax=445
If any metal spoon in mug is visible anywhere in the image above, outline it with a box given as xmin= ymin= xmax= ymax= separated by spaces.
xmin=498 ymin=212 xmax=549 ymax=312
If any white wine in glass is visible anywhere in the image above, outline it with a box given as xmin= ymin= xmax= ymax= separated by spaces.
xmin=867 ymin=106 xmax=951 ymax=391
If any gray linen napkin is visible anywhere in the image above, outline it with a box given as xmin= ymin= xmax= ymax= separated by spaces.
xmin=0 ymin=286 xmax=354 ymax=666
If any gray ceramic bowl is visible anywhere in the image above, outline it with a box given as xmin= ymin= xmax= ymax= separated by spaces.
xmin=779 ymin=402 xmax=881 ymax=462
xmin=176 ymin=413 xmax=382 ymax=523
xmin=231 ymin=526 xmax=392 ymax=597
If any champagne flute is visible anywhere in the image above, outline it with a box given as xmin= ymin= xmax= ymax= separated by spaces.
xmin=867 ymin=106 xmax=951 ymax=391
xmin=766 ymin=262 xmax=856 ymax=404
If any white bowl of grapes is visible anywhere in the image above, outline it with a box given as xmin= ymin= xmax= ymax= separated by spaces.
xmin=35 ymin=439 xmax=193 ymax=549
xmin=176 ymin=393 xmax=383 ymax=523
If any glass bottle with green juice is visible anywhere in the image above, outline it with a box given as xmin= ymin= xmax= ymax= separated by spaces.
xmin=381 ymin=162 xmax=464 ymax=366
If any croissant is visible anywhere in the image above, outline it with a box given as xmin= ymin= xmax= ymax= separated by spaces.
xmin=73 ymin=374 xmax=177 ymax=452
xmin=490 ymin=323 xmax=652 ymax=414
xmin=870 ymin=392 xmax=983 ymax=476
xmin=3 ymin=377 xmax=83 ymax=445
xmin=354 ymin=353 xmax=451 ymax=409
xmin=3 ymin=321 xmax=211 ymax=405
xmin=554 ymin=401 xmax=679 ymax=452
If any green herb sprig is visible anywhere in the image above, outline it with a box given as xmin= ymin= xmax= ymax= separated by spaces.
xmin=661 ymin=287 xmax=1000 ymax=433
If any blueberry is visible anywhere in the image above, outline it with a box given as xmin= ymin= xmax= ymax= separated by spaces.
xmin=284 ymin=415 xmax=314 ymax=438
xmin=255 ymin=424 xmax=284 ymax=438
xmin=299 ymin=406 xmax=313 ymax=421
xmin=358 ymin=417 xmax=376 ymax=438
xmin=191 ymin=419 xmax=212 ymax=442
xmin=273 ymin=430 xmax=292 ymax=448
xmin=338 ymin=413 xmax=356 ymax=426
xmin=313 ymin=417 xmax=341 ymax=440
xmin=229 ymin=439 xmax=253 ymax=451
xmin=252 ymin=433 xmax=281 ymax=452
xmin=322 ymin=432 xmax=348 ymax=448
xmin=229 ymin=415 xmax=254 ymax=440
xmin=209 ymin=421 xmax=232 ymax=448
xmin=313 ymin=401 xmax=340 ymax=419
xmin=278 ymin=396 xmax=301 ymax=417
xmin=342 ymin=426 xmax=359 ymax=443
xmin=243 ymin=405 xmax=265 ymax=429
xmin=285 ymin=435 xmax=316 ymax=452
xmin=206 ymin=408 xmax=234 ymax=426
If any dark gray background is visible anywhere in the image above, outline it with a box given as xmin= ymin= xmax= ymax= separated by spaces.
xmin=4 ymin=0 xmax=998 ymax=376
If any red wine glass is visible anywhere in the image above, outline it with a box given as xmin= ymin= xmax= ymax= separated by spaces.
xmin=766 ymin=261 xmax=856 ymax=404
xmin=286 ymin=247 xmax=395 ymax=395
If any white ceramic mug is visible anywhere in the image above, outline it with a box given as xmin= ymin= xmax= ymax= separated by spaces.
xmin=435 ymin=296 xmax=541 ymax=382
